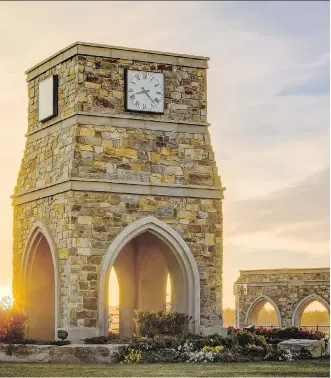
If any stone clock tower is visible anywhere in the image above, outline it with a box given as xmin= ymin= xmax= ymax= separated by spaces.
xmin=12 ymin=42 xmax=224 ymax=342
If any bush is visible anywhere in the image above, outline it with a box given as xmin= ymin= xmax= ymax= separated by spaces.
xmin=121 ymin=329 xmax=315 ymax=364
xmin=134 ymin=310 xmax=192 ymax=337
xmin=11 ymin=339 xmax=71 ymax=346
xmin=82 ymin=332 xmax=122 ymax=344
xmin=228 ymin=326 xmax=325 ymax=344
xmin=140 ymin=348 xmax=188 ymax=363
xmin=0 ymin=308 xmax=27 ymax=343
xmin=244 ymin=344 xmax=265 ymax=358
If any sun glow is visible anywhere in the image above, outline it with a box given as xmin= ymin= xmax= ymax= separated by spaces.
xmin=0 ymin=285 xmax=12 ymax=300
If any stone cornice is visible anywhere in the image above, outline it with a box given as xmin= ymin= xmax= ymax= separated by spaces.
xmin=25 ymin=112 xmax=210 ymax=141
xmin=234 ymin=280 xmax=330 ymax=287
xmin=12 ymin=178 xmax=225 ymax=205
xmin=239 ymin=268 xmax=330 ymax=275
xmin=26 ymin=41 xmax=209 ymax=81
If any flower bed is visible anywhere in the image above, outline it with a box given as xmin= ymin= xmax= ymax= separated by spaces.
xmin=120 ymin=332 xmax=315 ymax=364
xmin=228 ymin=326 xmax=325 ymax=344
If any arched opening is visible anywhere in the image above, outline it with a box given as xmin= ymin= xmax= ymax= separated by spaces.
xmin=246 ymin=296 xmax=281 ymax=327
xmin=24 ymin=233 xmax=55 ymax=340
xmin=99 ymin=216 xmax=200 ymax=338
xmin=301 ymin=301 xmax=330 ymax=326
xmin=292 ymin=295 xmax=330 ymax=330
xmin=108 ymin=268 xmax=119 ymax=333
xmin=106 ymin=231 xmax=186 ymax=338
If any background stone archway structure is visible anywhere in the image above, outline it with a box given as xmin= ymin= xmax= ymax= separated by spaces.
xmin=12 ymin=42 xmax=224 ymax=342
xmin=234 ymin=268 xmax=330 ymax=328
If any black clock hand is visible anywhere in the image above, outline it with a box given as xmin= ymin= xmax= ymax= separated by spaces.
xmin=141 ymin=87 xmax=155 ymax=104
xmin=135 ymin=89 xmax=150 ymax=95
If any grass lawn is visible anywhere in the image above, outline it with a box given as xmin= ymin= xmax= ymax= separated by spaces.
xmin=0 ymin=359 xmax=329 ymax=377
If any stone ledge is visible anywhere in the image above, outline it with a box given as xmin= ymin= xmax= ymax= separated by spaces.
xmin=25 ymin=112 xmax=210 ymax=140
xmin=12 ymin=179 xmax=225 ymax=205
xmin=239 ymin=268 xmax=330 ymax=275
xmin=0 ymin=343 xmax=126 ymax=364
xmin=26 ymin=41 xmax=209 ymax=80
xmin=234 ymin=281 xmax=330 ymax=287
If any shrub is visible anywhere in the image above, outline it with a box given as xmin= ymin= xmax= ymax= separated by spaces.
xmin=82 ymin=332 xmax=123 ymax=344
xmin=108 ymin=331 xmax=120 ymax=343
xmin=123 ymin=348 xmax=142 ymax=364
xmin=11 ymin=339 xmax=71 ymax=346
xmin=81 ymin=336 xmax=109 ymax=344
xmin=244 ymin=343 xmax=265 ymax=358
xmin=140 ymin=348 xmax=188 ymax=363
xmin=0 ymin=308 xmax=27 ymax=343
xmin=228 ymin=326 xmax=325 ymax=344
xmin=134 ymin=310 xmax=192 ymax=337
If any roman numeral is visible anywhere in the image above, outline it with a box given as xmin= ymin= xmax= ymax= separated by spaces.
xmin=155 ymin=83 xmax=159 ymax=87
xmin=128 ymin=88 xmax=133 ymax=92
xmin=143 ymin=104 xmax=147 ymax=111
xmin=143 ymin=73 xmax=147 ymax=79
xmin=154 ymin=98 xmax=160 ymax=104
xmin=130 ymin=94 xmax=135 ymax=100
xmin=135 ymin=100 xmax=140 ymax=108
xmin=135 ymin=74 xmax=140 ymax=80
xmin=156 ymin=91 xmax=161 ymax=95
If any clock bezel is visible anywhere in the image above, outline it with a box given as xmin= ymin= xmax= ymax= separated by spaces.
xmin=124 ymin=69 xmax=165 ymax=114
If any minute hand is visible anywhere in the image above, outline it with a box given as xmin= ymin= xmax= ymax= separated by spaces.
xmin=141 ymin=87 xmax=155 ymax=104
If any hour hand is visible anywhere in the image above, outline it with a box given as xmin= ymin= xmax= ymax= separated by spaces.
xmin=135 ymin=89 xmax=150 ymax=95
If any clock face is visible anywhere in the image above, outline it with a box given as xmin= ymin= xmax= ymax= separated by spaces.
xmin=125 ymin=69 xmax=164 ymax=113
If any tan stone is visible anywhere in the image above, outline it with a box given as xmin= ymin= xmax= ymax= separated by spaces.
xmin=78 ymin=216 xmax=92 ymax=225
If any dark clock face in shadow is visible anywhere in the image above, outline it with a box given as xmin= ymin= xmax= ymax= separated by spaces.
xmin=125 ymin=70 xmax=164 ymax=113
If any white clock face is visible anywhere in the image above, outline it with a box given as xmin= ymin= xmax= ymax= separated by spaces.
xmin=125 ymin=70 xmax=164 ymax=113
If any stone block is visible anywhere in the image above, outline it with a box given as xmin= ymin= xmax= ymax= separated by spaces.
xmin=278 ymin=339 xmax=327 ymax=358
xmin=0 ymin=344 xmax=50 ymax=362
xmin=200 ymin=326 xmax=228 ymax=337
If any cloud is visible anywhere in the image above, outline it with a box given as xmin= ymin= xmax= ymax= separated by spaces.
xmin=276 ymin=59 xmax=330 ymax=96
xmin=226 ymin=166 xmax=330 ymax=241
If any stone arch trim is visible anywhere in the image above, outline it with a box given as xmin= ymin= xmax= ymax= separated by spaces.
xmin=245 ymin=295 xmax=282 ymax=327
xmin=292 ymin=294 xmax=330 ymax=327
xmin=98 ymin=216 xmax=201 ymax=335
xmin=21 ymin=220 xmax=61 ymax=336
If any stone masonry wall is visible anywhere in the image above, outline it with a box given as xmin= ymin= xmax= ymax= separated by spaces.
xmin=76 ymin=55 xmax=207 ymax=123
xmin=13 ymin=192 xmax=222 ymax=329
xmin=234 ymin=269 xmax=330 ymax=328
xmin=73 ymin=123 xmax=219 ymax=186
xmin=14 ymin=125 xmax=75 ymax=195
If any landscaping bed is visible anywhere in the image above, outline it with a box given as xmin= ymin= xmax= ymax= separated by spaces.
xmin=0 ymin=308 xmax=329 ymax=365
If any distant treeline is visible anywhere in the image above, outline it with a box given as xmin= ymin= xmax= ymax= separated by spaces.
xmin=223 ymin=307 xmax=330 ymax=327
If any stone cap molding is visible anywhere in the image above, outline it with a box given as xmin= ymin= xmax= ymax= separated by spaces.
xmin=234 ymin=280 xmax=330 ymax=287
xmin=12 ymin=178 xmax=225 ymax=205
xmin=25 ymin=112 xmax=210 ymax=140
xmin=26 ymin=41 xmax=210 ymax=81
xmin=238 ymin=268 xmax=330 ymax=275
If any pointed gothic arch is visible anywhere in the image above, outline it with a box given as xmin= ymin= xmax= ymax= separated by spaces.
xmin=245 ymin=295 xmax=282 ymax=327
xmin=292 ymin=294 xmax=330 ymax=327
xmin=21 ymin=221 xmax=60 ymax=340
xmin=98 ymin=216 xmax=201 ymax=337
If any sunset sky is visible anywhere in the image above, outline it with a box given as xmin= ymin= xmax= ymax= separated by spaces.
xmin=0 ymin=1 xmax=329 ymax=309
